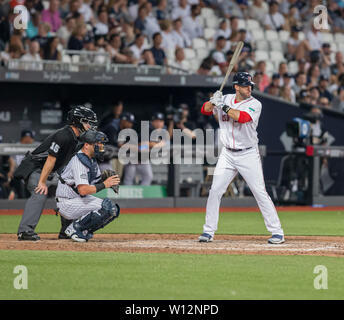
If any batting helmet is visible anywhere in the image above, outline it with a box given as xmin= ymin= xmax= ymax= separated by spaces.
xmin=232 ymin=72 xmax=255 ymax=88
xmin=67 ymin=105 xmax=98 ymax=133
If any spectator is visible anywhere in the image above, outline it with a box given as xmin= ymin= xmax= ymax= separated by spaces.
xmin=0 ymin=43 xmax=23 ymax=63
xmin=173 ymin=103 xmax=197 ymax=139
xmin=277 ymin=62 xmax=288 ymax=85
xmin=298 ymin=89 xmax=311 ymax=104
xmin=333 ymin=7 xmax=344 ymax=33
xmin=150 ymin=32 xmax=166 ymax=66
xmin=236 ymin=0 xmax=250 ymax=19
xmin=171 ymin=18 xmax=191 ymax=48
xmin=141 ymin=48 xmax=155 ymax=65
xmin=79 ymin=0 xmax=94 ymax=23
xmin=214 ymin=19 xmax=231 ymax=41
xmin=41 ymin=0 xmax=62 ymax=32
xmin=282 ymin=73 xmax=296 ymax=103
xmin=129 ymin=33 xmax=147 ymax=62
xmin=296 ymin=23 xmax=322 ymax=61
xmin=248 ymin=0 xmax=269 ymax=26
xmin=128 ymin=0 xmax=147 ymax=21
xmin=197 ymin=57 xmax=212 ymax=75
xmin=32 ymin=22 xmax=51 ymax=53
xmin=266 ymin=83 xmax=280 ymax=97
xmin=307 ymin=64 xmax=321 ymax=88
xmin=292 ymin=72 xmax=307 ymax=97
xmin=264 ymin=73 xmax=280 ymax=93
xmin=332 ymin=87 xmax=344 ymax=112
xmin=217 ymin=1 xmax=241 ymax=20
xmin=286 ymin=25 xmax=302 ymax=61
xmin=229 ymin=16 xmax=240 ymax=37
xmin=297 ymin=58 xmax=309 ymax=74
xmin=182 ymin=4 xmax=203 ymax=41
xmin=253 ymin=71 xmax=263 ymax=92
xmin=67 ymin=23 xmax=87 ymax=50
xmin=107 ymin=33 xmax=130 ymax=63
xmin=154 ymin=0 xmax=169 ymax=21
xmin=21 ymin=40 xmax=41 ymax=61
xmin=94 ymin=9 xmax=109 ymax=35
xmin=171 ymin=0 xmax=190 ymax=21
xmin=27 ymin=12 xmax=42 ymax=39
xmin=134 ymin=4 xmax=147 ymax=34
xmin=280 ymin=86 xmax=294 ymax=103
xmin=255 ymin=60 xmax=270 ymax=91
xmin=57 ymin=16 xmax=76 ymax=48
xmin=318 ymin=96 xmax=331 ymax=109
xmin=330 ymin=52 xmax=344 ymax=76
xmin=211 ymin=36 xmax=227 ymax=70
xmin=170 ymin=47 xmax=190 ymax=74
xmin=319 ymin=43 xmax=332 ymax=78
xmin=160 ymin=19 xmax=176 ymax=51
xmin=142 ymin=2 xmax=161 ymax=39
xmin=318 ymin=75 xmax=333 ymax=102
xmin=309 ymin=86 xmax=320 ymax=105
xmin=264 ymin=0 xmax=286 ymax=31
xmin=43 ymin=36 xmax=62 ymax=60
xmin=109 ymin=0 xmax=132 ymax=24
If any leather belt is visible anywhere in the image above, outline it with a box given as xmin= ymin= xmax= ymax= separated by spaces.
xmin=226 ymin=147 xmax=252 ymax=152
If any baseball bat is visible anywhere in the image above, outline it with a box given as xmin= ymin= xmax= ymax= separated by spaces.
xmin=219 ymin=41 xmax=244 ymax=92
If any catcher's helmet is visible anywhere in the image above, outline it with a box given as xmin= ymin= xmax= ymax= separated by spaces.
xmin=79 ymin=130 xmax=109 ymax=161
xmin=232 ymin=72 xmax=255 ymax=88
xmin=67 ymin=105 xmax=98 ymax=133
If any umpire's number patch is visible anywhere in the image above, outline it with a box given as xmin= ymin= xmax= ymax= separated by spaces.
xmin=50 ymin=142 xmax=60 ymax=153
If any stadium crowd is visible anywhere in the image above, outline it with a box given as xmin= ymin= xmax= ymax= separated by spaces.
xmin=0 ymin=0 xmax=343 ymax=110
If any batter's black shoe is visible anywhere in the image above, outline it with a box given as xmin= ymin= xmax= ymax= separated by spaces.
xmin=18 ymin=231 xmax=40 ymax=241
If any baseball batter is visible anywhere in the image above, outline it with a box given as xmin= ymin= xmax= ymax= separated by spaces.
xmin=56 ymin=130 xmax=120 ymax=242
xmin=199 ymin=72 xmax=285 ymax=244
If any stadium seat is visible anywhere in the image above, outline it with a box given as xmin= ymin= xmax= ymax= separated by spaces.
xmin=246 ymin=19 xmax=260 ymax=31
xmin=298 ymin=32 xmax=305 ymax=41
xmin=255 ymin=50 xmax=269 ymax=61
xmin=201 ymin=7 xmax=216 ymax=19
xmin=270 ymin=51 xmax=285 ymax=62
xmin=204 ymin=28 xmax=216 ymax=40
xmin=255 ymin=40 xmax=269 ymax=51
xmin=237 ymin=19 xmax=246 ymax=29
xmin=265 ymin=61 xmax=274 ymax=74
xmin=207 ymin=40 xmax=215 ymax=50
xmin=189 ymin=59 xmax=201 ymax=72
xmin=334 ymin=32 xmax=344 ymax=43
xmin=250 ymin=29 xmax=265 ymax=41
xmin=265 ymin=30 xmax=278 ymax=41
xmin=320 ymin=32 xmax=334 ymax=43
xmin=269 ymin=40 xmax=283 ymax=52
xmin=338 ymin=43 xmax=344 ymax=52
xmin=184 ymin=48 xmax=196 ymax=60
xmin=288 ymin=61 xmax=299 ymax=74
xmin=62 ymin=55 xmax=72 ymax=63
xmin=206 ymin=16 xmax=219 ymax=29
xmin=192 ymin=38 xmax=207 ymax=49
xmin=43 ymin=0 xmax=49 ymax=9
xmin=196 ymin=48 xmax=209 ymax=60
xmin=166 ymin=48 xmax=175 ymax=60
xmin=278 ymin=30 xmax=290 ymax=42
xmin=71 ymin=55 xmax=80 ymax=63
xmin=330 ymin=42 xmax=338 ymax=52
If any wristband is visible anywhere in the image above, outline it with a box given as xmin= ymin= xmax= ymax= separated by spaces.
xmin=95 ymin=182 xmax=105 ymax=192
xmin=222 ymin=105 xmax=231 ymax=114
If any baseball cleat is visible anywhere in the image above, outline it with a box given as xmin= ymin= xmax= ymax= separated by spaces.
xmin=71 ymin=234 xmax=87 ymax=243
xmin=268 ymin=234 xmax=285 ymax=244
xmin=17 ymin=231 xmax=40 ymax=241
xmin=198 ymin=233 xmax=213 ymax=242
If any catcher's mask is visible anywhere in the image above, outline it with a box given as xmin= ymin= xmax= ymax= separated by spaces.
xmin=80 ymin=130 xmax=108 ymax=161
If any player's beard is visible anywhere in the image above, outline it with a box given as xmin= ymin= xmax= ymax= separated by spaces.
xmin=238 ymin=87 xmax=251 ymax=100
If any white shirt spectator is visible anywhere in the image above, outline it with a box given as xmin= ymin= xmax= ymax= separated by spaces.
xmin=264 ymin=11 xmax=285 ymax=30
xmin=21 ymin=53 xmax=41 ymax=61
xmin=306 ymin=30 xmax=322 ymax=50
xmin=94 ymin=22 xmax=109 ymax=35
xmin=79 ymin=3 xmax=93 ymax=22
xmin=248 ymin=1 xmax=268 ymax=25
xmin=57 ymin=26 xmax=72 ymax=47
xmin=144 ymin=15 xmax=161 ymax=38
xmin=170 ymin=59 xmax=190 ymax=74
xmin=129 ymin=43 xmax=147 ymax=61
xmin=171 ymin=29 xmax=191 ymax=47
xmin=161 ymin=31 xmax=177 ymax=51
xmin=212 ymin=50 xmax=226 ymax=65
xmin=182 ymin=15 xmax=203 ymax=40
xmin=215 ymin=28 xmax=231 ymax=40
xmin=171 ymin=5 xmax=190 ymax=20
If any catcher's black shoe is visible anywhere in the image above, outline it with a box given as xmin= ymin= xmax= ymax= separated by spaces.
xmin=18 ymin=230 xmax=40 ymax=241
xmin=58 ymin=232 xmax=70 ymax=239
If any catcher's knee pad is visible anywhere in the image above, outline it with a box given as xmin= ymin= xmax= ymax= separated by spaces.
xmin=76 ymin=198 xmax=120 ymax=234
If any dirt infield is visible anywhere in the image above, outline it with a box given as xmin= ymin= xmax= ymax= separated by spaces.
xmin=1 ymin=234 xmax=343 ymax=257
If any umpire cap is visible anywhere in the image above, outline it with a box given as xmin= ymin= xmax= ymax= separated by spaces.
xmin=79 ymin=130 xmax=108 ymax=145
xmin=232 ymin=72 xmax=255 ymax=88
xmin=67 ymin=105 xmax=98 ymax=133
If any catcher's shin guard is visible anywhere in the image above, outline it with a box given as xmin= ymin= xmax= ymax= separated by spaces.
xmin=58 ymin=215 xmax=74 ymax=239
xmin=74 ymin=198 xmax=120 ymax=234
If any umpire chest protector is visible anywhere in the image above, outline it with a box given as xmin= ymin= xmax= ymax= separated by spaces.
xmin=76 ymin=153 xmax=98 ymax=184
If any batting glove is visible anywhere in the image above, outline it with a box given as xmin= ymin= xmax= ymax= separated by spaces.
xmin=212 ymin=90 xmax=223 ymax=100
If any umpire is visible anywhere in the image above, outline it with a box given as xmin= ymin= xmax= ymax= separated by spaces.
xmin=15 ymin=106 xmax=98 ymax=241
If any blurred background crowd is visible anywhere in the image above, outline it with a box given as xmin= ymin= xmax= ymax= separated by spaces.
xmin=0 ymin=0 xmax=344 ymax=110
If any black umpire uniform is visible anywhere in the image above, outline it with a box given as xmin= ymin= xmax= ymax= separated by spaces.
xmin=15 ymin=106 xmax=98 ymax=241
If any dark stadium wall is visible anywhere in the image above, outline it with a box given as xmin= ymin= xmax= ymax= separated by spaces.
xmin=0 ymin=82 xmax=344 ymax=182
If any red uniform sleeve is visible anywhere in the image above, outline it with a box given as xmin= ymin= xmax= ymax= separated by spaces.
xmin=238 ymin=111 xmax=252 ymax=123
xmin=201 ymin=102 xmax=213 ymax=116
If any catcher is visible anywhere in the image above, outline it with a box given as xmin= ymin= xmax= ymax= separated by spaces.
xmin=55 ymin=130 xmax=120 ymax=242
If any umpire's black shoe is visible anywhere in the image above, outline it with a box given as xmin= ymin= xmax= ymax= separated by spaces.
xmin=58 ymin=232 xmax=70 ymax=240
xmin=17 ymin=231 xmax=40 ymax=241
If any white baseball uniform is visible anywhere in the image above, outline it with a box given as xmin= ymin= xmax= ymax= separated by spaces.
xmin=202 ymin=94 xmax=284 ymax=237
xmin=55 ymin=151 xmax=103 ymax=220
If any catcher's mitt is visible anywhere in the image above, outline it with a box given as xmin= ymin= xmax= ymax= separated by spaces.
xmin=101 ymin=169 xmax=119 ymax=193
